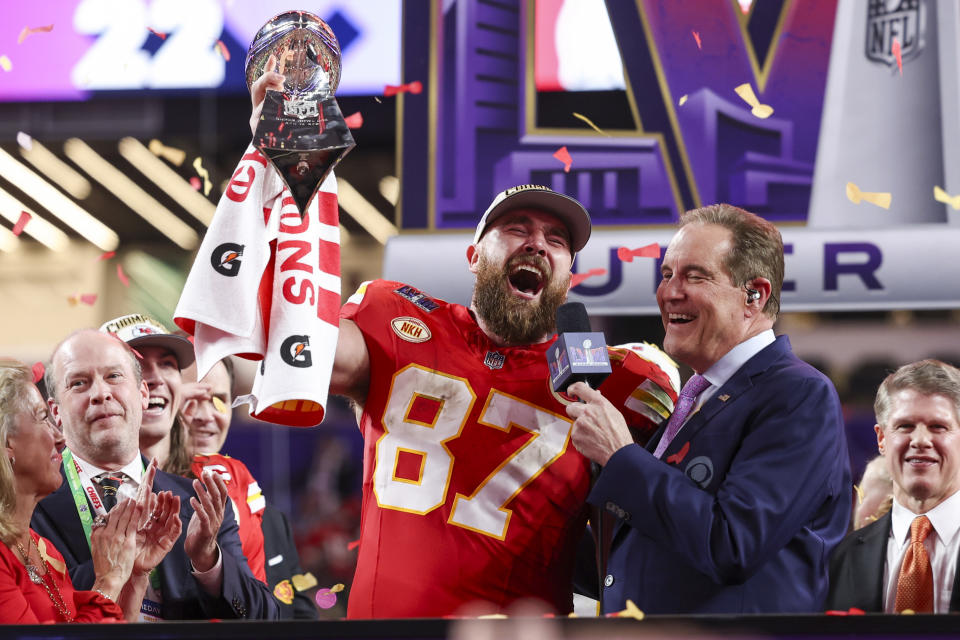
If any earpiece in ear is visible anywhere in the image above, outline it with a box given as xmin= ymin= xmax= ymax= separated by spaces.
xmin=745 ymin=288 xmax=760 ymax=303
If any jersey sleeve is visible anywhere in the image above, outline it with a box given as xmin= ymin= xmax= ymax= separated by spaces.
xmin=598 ymin=342 xmax=681 ymax=444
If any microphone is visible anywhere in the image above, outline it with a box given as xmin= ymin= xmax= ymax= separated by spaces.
xmin=548 ymin=302 xmax=612 ymax=393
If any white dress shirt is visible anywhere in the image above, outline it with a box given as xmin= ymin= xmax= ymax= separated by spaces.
xmin=883 ymin=490 xmax=960 ymax=613
xmin=693 ymin=329 xmax=776 ymax=414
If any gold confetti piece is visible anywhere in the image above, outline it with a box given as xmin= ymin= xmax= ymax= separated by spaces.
xmin=478 ymin=614 xmax=508 ymax=619
xmin=572 ymin=112 xmax=610 ymax=136
xmin=853 ymin=483 xmax=864 ymax=505
xmin=292 ymin=573 xmax=318 ymax=591
xmin=0 ymin=55 xmax=12 ymax=72
xmin=845 ymin=182 xmax=891 ymax=209
xmin=212 ymin=396 xmax=229 ymax=414
xmin=192 ymin=157 xmax=212 ymax=196
xmin=148 ymin=139 xmax=186 ymax=166
xmin=734 ymin=83 xmax=773 ymax=119
xmin=934 ymin=185 xmax=960 ymax=210
xmin=678 ymin=94 xmax=688 ymax=106
xmin=617 ymin=599 xmax=645 ymax=620
xmin=329 ymin=583 xmax=344 ymax=593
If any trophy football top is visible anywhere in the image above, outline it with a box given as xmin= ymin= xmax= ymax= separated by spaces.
xmin=245 ymin=10 xmax=342 ymax=98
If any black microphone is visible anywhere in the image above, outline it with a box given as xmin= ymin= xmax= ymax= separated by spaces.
xmin=548 ymin=302 xmax=612 ymax=393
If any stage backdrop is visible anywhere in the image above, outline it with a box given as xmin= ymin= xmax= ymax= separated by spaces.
xmin=386 ymin=0 xmax=960 ymax=313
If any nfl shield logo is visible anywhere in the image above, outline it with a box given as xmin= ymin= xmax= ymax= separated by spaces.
xmin=483 ymin=351 xmax=505 ymax=370
xmin=865 ymin=0 xmax=925 ymax=68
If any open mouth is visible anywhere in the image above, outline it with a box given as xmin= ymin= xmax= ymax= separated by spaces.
xmin=508 ymin=263 xmax=546 ymax=298
xmin=145 ymin=396 xmax=168 ymax=416
xmin=668 ymin=313 xmax=695 ymax=325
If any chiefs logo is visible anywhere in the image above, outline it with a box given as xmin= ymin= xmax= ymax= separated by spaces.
xmin=280 ymin=335 xmax=312 ymax=368
xmin=211 ymin=243 xmax=244 ymax=277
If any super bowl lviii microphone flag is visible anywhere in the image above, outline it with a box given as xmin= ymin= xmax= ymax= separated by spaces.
xmin=175 ymin=11 xmax=353 ymax=427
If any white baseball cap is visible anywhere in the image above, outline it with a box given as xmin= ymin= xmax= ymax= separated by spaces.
xmin=474 ymin=185 xmax=592 ymax=253
xmin=99 ymin=313 xmax=195 ymax=368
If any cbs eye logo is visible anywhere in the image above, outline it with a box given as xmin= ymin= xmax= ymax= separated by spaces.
xmin=280 ymin=335 xmax=312 ymax=368
xmin=211 ymin=243 xmax=244 ymax=276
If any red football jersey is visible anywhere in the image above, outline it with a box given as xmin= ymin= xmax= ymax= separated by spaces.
xmin=342 ymin=280 xmax=593 ymax=618
xmin=192 ymin=453 xmax=267 ymax=583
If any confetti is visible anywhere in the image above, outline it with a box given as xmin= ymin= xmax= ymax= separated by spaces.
xmin=616 ymin=599 xmax=644 ymax=620
xmin=215 ymin=40 xmax=230 ymax=61
xmin=147 ymin=27 xmax=167 ymax=40
xmin=0 ymin=56 xmax=12 ymax=72
xmin=18 ymin=24 xmax=53 ymax=45
xmin=374 ymin=96 xmax=382 ymax=103
xmin=347 ymin=539 xmax=360 ymax=551
xmin=617 ymin=243 xmax=661 ymax=262
xmin=666 ymin=441 xmax=690 ymax=465
xmin=12 ymin=211 xmax=31 ymax=237
xmin=734 ymin=83 xmax=773 ymax=119
xmin=845 ymin=182 xmax=891 ymax=209
xmin=190 ymin=176 xmax=202 ymax=190
xmin=291 ymin=572 xmax=317 ymax=591
xmin=148 ymin=139 xmax=186 ymax=166
xmin=98 ymin=251 xmax=116 ymax=261
xmin=16 ymin=131 xmax=32 ymax=150
xmin=678 ymin=95 xmax=688 ymax=106
xmin=384 ymin=80 xmax=422 ymax=97
xmin=553 ymin=146 xmax=572 ymax=173
xmin=692 ymin=31 xmax=702 ymax=50
xmin=344 ymin=111 xmax=363 ymax=128
xmin=68 ymin=293 xmax=98 ymax=306
xmin=892 ymin=38 xmax=902 ymax=75
xmin=934 ymin=185 xmax=960 ymax=210
xmin=212 ymin=396 xmax=228 ymax=414
xmin=572 ymin=112 xmax=610 ymax=136
xmin=117 ymin=264 xmax=130 ymax=287
xmin=570 ymin=268 xmax=607 ymax=288
xmin=131 ymin=347 xmax=144 ymax=360
xmin=192 ymin=157 xmax=212 ymax=196
xmin=315 ymin=584 xmax=345 ymax=609
xmin=853 ymin=483 xmax=864 ymax=505
xmin=31 ymin=362 xmax=44 ymax=384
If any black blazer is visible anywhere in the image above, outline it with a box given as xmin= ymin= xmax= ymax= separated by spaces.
xmin=827 ymin=512 xmax=960 ymax=612
xmin=32 ymin=463 xmax=280 ymax=620
xmin=262 ymin=503 xmax=318 ymax=619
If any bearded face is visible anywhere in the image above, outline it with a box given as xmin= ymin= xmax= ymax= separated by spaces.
xmin=471 ymin=252 xmax=570 ymax=346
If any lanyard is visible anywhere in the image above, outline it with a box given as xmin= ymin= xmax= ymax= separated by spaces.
xmin=61 ymin=448 xmax=144 ymax=548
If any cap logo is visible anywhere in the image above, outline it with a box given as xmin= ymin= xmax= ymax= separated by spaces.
xmin=503 ymin=184 xmax=550 ymax=197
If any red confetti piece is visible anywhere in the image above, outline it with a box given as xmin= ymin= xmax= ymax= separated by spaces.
xmin=692 ymin=31 xmax=701 ymax=50
xmin=79 ymin=293 xmax=97 ymax=306
xmin=347 ymin=539 xmax=360 ymax=551
xmin=344 ymin=111 xmax=363 ymax=128
xmin=31 ymin=362 xmax=44 ymax=384
xmin=666 ymin=441 xmax=690 ymax=465
xmin=148 ymin=27 xmax=167 ymax=40
xmin=215 ymin=40 xmax=230 ymax=61
xmin=117 ymin=264 xmax=130 ymax=287
xmin=553 ymin=145 xmax=572 ymax=173
xmin=315 ymin=589 xmax=337 ymax=609
xmin=570 ymin=268 xmax=607 ymax=288
xmin=18 ymin=24 xmax=53 ymax=45
xmin=131 ymin=347 xmax=144 ymax=360
xmin=277 ymin=122 xmax=285 ymax=132
xmin=12 ymin=211 xmax=31 ymax=236
xmin=892 ymin=38 xmax=902 ymax=75
xmin=617 ymin=243 xmax=661 ymax=262
xmin=384 ymin=80 xmax=422 ymax=97
xmin=98 ymin=251 xmax=116 ymax=261
xmin=190 ymin=176 xmax=202 ymax=190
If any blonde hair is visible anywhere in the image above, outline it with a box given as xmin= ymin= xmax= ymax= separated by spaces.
xmin=0 ymin=360 xmax=32 ymax=544
xmin=874 ymin=359 xmax=960 ymax=426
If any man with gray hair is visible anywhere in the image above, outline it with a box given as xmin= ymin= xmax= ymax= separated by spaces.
xmin=829 ymin=359 xmax=960 ymax=613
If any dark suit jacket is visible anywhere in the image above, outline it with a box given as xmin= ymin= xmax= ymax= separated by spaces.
xmin=32 ymin=463 xmax=280 ymax=620
xmin=827 ymin=512 xmax=960 ymax=612
xmin=587 ymin=336 xmax=851 ymax=614
xmin=262 ymin=504 xmax=318 ymax=619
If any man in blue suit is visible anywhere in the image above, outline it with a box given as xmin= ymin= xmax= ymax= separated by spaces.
xmin=567 ymin=204 xmax=851 ymax=614
xmin=32 ymin=329 xmax=279 ymax=620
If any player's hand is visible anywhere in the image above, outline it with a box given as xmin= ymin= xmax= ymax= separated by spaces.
xmin=184 ymin=470 xmax=228 ymax=572
xmin=249 ymin=54 xmax=285 ymax=137
xmin=565 ymin=381 xmax=633 ymax=466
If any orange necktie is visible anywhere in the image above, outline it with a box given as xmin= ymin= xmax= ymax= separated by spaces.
xmin=895 ymin=515 xmax=934 ymax=613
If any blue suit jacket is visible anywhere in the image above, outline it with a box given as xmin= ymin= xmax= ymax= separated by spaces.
xmin=588 ymin=336 xmax=851 ymax=614
xmin=31 ymin=462 xmax=280 ymax=620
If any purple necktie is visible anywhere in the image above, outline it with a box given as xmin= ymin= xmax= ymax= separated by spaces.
xmin=653 ymin=374 xmax=711 ymax=459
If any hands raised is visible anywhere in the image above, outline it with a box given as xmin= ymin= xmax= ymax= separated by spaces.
xmin=132 ymin=459 xmax=182 ymax=577
xmin=249 ymin=53 xmax=285 ymax=137
xmin=184 ymin=470 xmax=228 ymax=573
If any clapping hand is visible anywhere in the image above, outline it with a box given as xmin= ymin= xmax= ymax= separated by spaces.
xmin=184 ymin=470 xmax=228 ymax=573
xmin=90 ymin=499 xmax=142 ymax=600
